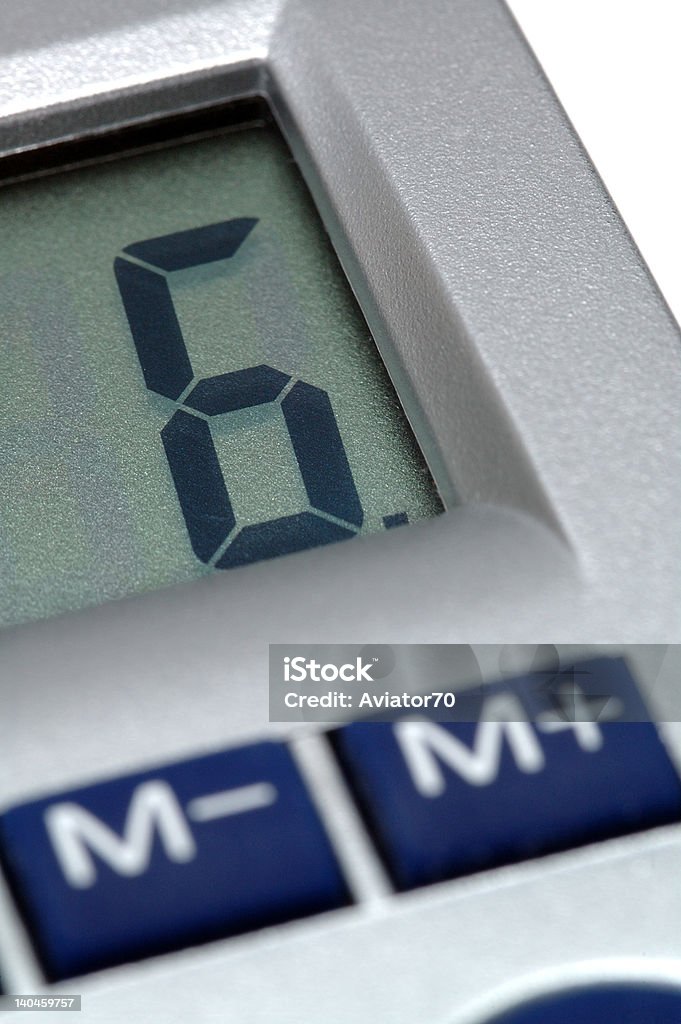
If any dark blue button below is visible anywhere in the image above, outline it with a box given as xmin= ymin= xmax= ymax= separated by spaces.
xmin=484 ymin=984 xmax=681 ymax=1023
xmin=0 ymin=742 xmax=351 ymax=980
xmin=332 ymin=658 xmax=681 ymax=890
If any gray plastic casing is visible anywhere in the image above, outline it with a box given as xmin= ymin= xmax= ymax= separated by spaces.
xmin=0 ymin=0 xmax=679 ymax=642
xmin=0 ymin=1 xmax=681 ymax=1021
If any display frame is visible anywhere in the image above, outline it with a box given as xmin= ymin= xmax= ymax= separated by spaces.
xmin=0 ymin=104 xmax=446 ymax=623
xmin=0 ymin=0 xmax=679 ymax=643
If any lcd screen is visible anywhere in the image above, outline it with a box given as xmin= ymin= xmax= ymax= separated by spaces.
xmin=0 ymin=112 xmax=443 ymax=628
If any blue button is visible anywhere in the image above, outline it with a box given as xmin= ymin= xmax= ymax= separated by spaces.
xmin=484 ymin=984 xmax=681 ymax=1023
xmin=0 ymin=742 xmax=350 ymax=980
xmin=332 ymin=658 xmax=681 ymax=890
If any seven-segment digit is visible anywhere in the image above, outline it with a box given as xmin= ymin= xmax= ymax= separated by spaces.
xmin=114 ymin=219 xmax=365 ymax=567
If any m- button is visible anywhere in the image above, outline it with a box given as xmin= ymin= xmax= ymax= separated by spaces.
xmin=0 ymin=742 xmax=350 ymax=980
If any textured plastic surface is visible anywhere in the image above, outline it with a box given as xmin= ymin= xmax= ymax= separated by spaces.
xmin=0 ymin=0 xmax=678 ymax=638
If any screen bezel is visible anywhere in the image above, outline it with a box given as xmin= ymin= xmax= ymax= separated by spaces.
xmin=0 ymin=3 xmax=677 ymax=639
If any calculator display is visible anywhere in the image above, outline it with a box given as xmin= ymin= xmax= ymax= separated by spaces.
xmin=0 ymin=121 xmax=442 ymax=629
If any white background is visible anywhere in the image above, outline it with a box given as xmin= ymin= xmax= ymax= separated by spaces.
xmin=506 ymin=0 xmax=681 ymax=330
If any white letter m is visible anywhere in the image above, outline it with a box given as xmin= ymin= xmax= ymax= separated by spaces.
xmin=44 ymin=781 xmax=197 ymax=889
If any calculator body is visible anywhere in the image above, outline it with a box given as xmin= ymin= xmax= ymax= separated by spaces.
xmin=1 ymin=0 xmax=679 ymax=642
xmin=1 ymin=0 xmax=681 ymax=1020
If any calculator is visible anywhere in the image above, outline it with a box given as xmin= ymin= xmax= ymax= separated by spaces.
xmin=0 ymin=0 xmax=680 ymax=1019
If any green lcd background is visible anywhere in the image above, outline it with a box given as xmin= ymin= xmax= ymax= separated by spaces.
xmin=0 ymin=117 xmax=443 ymax=629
